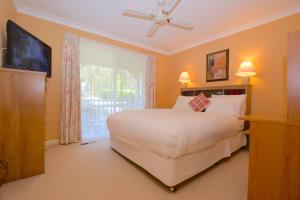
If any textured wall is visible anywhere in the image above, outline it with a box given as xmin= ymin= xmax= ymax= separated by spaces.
xmin=0 ymin=0 xmax=16 ymax=64
xmin=15 ymin=13 xmax=172 ymax=141
xmin=168 ymin=13 xmax=300 ymax=115
xmin=2 ymin=4 xmax=299 ymax=141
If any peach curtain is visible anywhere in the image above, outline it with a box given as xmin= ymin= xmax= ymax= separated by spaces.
xmin=145 ymin=56 xmax=156 ymax=109
xmin=60 ymin=33 xmax=81 ymax=144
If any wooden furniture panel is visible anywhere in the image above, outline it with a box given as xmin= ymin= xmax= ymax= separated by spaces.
xmin=241 ymin=115 xmax=300 ymax=200
xmin=285 ymin=125 xmax=300 ymax=199
xmin=288 ymin=30 xmax=300 ymax=125
xmin=0 ymin=68 xmax=45 ymax=183
xmin=249 ymin=121 xmax=285 ymax=200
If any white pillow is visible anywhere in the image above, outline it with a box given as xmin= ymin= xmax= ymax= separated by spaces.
xmin=173 ymin=96 xmax=195 ymax=111
xmin=206 ymin=94 xmax=247 ymax=116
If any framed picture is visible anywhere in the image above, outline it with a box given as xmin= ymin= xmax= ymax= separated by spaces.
xmin=206 ymin=49 xmax=229 ymax=82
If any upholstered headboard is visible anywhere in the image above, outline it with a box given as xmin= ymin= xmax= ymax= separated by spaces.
xmin=181 ymin=85 xmax=252 ymax=129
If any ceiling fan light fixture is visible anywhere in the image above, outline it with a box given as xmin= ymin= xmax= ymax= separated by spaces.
xmin=156 ymin=0 xmax=166 ymax=7
xmin=123 ymin=0 xmax=193 ymax=37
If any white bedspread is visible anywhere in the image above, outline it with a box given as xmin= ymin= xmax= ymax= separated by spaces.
xmin=107 ymin=109 xmax=243 ymax=159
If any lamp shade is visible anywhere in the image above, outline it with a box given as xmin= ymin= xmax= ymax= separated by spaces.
xmin=236 ymin=61 xmax=256 ymax=77
xmin=178 ymin=72 xmax=191 ymax=83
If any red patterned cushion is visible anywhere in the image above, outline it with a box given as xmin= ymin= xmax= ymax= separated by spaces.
xmin=188 ymin=93 xmax=210 ymax=112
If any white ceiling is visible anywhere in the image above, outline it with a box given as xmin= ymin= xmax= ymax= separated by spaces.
xmin=13 ymin=0 xmax=300 ymax=55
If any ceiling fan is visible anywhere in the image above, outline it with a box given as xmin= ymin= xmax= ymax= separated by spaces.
xmin=123 ymin=0 xmax=194 ymax=37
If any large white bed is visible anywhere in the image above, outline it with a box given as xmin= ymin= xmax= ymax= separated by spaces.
xmin=107 ymin=85 xmax=251 ymax=191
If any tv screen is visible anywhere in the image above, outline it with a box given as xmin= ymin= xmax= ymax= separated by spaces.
xmin=6 ymin=20 xmax=52 ymax=77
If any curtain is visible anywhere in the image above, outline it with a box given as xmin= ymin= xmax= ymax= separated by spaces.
xmin=80 ymin=38 xmax=149 ymax=141
xmin=60 ymin=33 xmax=81 ymax=145
xmin=145 ymin=56 xmax=156 ymax=109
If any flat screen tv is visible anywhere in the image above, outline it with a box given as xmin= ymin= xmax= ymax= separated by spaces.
xmin=6 ymin=20 xmax=52 ymax=77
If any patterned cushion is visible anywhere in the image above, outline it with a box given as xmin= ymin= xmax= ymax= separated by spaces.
xmin=188 ymin=93 xmax=210 ymax=112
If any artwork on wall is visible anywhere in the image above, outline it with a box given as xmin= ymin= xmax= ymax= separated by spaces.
xmin=206 ymin=49 xmax=229 ymax=82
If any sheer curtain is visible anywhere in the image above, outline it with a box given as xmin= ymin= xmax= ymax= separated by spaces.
xmin=80 ymin=38 xmax=151 ymax=141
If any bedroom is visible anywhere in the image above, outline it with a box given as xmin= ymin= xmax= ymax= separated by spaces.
xmin=0 ymin=0 xmax=299 ymax=199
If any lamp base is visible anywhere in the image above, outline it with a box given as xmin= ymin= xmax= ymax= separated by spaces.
xmin=180 ymin=82 xmax=188 ymax=88
xmin=241 ymin=77 xmax=250 ymax=85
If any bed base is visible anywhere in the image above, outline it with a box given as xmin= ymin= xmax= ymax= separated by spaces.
xmin=110 ymin=131 xmax=247 ymax=189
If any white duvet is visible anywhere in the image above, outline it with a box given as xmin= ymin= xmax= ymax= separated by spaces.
xmin=107 ymin=109 xmax=243 ymax=159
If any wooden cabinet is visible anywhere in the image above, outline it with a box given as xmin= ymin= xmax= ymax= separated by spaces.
xmin=288 ymin=30 xmax=300 ymax=125
xmin=0 ymin=68 xmax=46 ymax=183
xmin=241 ymin=114 xmax=300 ymax=200
xmin=241 ymin=30 xmax=300 ymax=200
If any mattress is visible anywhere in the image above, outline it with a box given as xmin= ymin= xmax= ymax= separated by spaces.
xmin=107 ymin=109 xmax=244 ymax=159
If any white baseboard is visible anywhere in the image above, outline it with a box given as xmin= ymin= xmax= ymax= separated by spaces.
xmin=45 ymin=139 xmax=59 ymax=146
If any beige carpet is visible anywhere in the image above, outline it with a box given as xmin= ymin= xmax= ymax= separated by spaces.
xmin=0 ymin=139 xmax=248 ymax=200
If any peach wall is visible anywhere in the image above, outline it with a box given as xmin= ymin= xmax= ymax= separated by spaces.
xmin=0 ymin=0 xmax=16 ymax=64
xmin=15 ymin=13 xmax=171 ymax=141
xmin=169 ymin=13 xmax=300 ymax=115
xmin=4 ymin=8 xmax=300 ymax=141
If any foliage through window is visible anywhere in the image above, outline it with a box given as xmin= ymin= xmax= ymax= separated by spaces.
xmin=80 ymin=38 xmax=147 ymax=141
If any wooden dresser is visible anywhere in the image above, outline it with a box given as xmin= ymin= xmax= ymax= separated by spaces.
xmin=240 ymin=114 xmax=300 ymax=200
xmin=0 ymin=68 xmax=46 ymax=183
xmin=241 ymin=30 xmax=300 ymax=200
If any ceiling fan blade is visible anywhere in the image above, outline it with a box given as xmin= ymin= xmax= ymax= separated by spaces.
xmin=167 ymin=18 xmax=193 ymax=30
xmin=123 ymin=9 xmax=154 ymax=20
xmin=147 ymin=23 xmax=160 ymax=37
xmin=166 ymin=0 xmax=181 ymax=15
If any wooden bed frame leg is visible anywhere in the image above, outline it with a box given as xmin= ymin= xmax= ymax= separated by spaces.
xmin=169 ymin=186 xmax=176 ymax=192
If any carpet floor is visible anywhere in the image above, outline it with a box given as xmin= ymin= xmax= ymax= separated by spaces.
xmin=0 ymin=138 xmax=248 ymax=200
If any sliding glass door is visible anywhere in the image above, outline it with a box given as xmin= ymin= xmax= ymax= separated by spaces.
xmin=80 ymin=38 xmax=147 ymax=142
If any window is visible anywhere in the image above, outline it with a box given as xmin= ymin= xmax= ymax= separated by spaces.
xmin=80 ymin=38 xmax=147 ymax=141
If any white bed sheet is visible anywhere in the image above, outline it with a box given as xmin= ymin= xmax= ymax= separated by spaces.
xmin=107 ymin=109 xmax=243 ymax=159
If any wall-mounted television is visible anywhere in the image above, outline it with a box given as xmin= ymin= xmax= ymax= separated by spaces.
xmin=5 ymin=20 xmax=52 ymax=77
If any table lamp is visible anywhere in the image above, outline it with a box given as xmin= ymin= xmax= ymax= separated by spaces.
xmin=236 ymin=61 xmax=256 ymax=85
xmin=178 ymin=72 xmax=191 ymax=88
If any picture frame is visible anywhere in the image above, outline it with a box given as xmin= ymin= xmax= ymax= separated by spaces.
xmin=206 ymin=49 xmax=229 ymax=82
